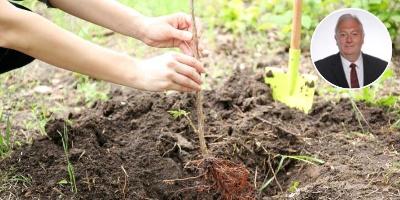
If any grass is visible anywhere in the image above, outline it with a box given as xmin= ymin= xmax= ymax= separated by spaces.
xmin=0 ymin=115 xmax=12 ymax=158
xmin=58 ymin=124 xmax=77 ymax=193
xmin=75 ymin=74 xmax=109 ymax=107
xmin=349 ymin=96 xmax=372 ymax=134
xmin=259 ymin=154 xmax=324 ymax=192
xmin=0 ymin=168 xmax=32 ymax=195
xmin=31 ymin=104 xmax=51 ymax=136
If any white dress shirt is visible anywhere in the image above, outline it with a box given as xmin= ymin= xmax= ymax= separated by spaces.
xmin=340 ymin=54 xmax=364 ymax=87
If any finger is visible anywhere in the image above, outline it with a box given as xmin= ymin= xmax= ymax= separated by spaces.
xmin=173 ymin=61 xmax=202 ymax=84
xmin=169 ymin=83 xmax=196 ymax=92
xmin=171 ymin=72 xmax=201 ymax=91
xmin=175 ymin=54 xmax=205 ymax=73
xmin=178 ymin=42 xmax=193 ymax=56
xmin=170 ymin=28 xmax=192 ymax=42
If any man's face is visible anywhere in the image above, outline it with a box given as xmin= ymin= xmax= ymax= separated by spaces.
xmin=335 ymin=19 xmax=364 ymax=59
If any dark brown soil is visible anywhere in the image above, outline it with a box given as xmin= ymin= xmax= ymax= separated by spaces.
xmin=1 ymin=69 xmax=400 ymax=200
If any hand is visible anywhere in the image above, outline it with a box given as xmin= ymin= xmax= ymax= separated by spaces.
xmin=138 ymin=13 xmax=201 ymax=56
xmin=132 ymin=52 xmax=205 ymax=92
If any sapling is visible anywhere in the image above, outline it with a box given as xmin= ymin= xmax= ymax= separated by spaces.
xmin=190 ymin=0 xmax=208 ymax=157
xmin=167 ymin=1 xmax=256 ymax=198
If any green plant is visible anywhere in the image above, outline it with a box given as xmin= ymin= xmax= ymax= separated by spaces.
xmin=168 ymin=109 xmax=189 ymax=119
xmin=58 ymin=179 xmax=69 ymax=186
xmin=75 ymin=75 xmax=109 ymax=107
xmin=58 ymin=124 xmax=77 ymax=193
xmin=31 ymin=104 xmax=51 ymax=136
xmin=203 ymin=0 xmax=400 ymax=50
xmin=0 ymin=116 xmax=12 ymax=157
xmin=0 ymin=170 xmax=32 ymax=193
xmin=8 ymin=174 xmax=32 ymax=187
xmin=349 ymin=97 xmax=372 ymax=134
xmin=0 ymin=108 xmax=3 ymax=122
xmin=391 ymin=118 xmax=400 ymax=130
xmin=354 ymin=69 xmax=398 ymax=107
xmin=259 ymin=154 xmax=324 ymax=192
xmin=168 ymin=109 xmax=199 ymax=133
xmin=288 ymin=180 xmax=300 ymax=193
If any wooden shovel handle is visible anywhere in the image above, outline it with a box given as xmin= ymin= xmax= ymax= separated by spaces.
xmin=290 ymin=0 xmax=302 ymax=50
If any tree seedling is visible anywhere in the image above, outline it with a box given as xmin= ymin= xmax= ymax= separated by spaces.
xmin=164 ymin=1 xmax=256 ymax=199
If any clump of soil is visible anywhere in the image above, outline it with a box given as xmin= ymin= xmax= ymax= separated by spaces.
xmin=1 ymin=69 xmax=399 ymax=199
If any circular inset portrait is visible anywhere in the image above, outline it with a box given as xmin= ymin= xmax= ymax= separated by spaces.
xmin=310 ymin=8 xmax=392 ymax=89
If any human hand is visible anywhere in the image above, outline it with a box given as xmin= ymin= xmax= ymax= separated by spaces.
xmin=132 ymin=52 xmax=205 ymax=92
xmin=138 ymin=13 xmax=201 ymax=56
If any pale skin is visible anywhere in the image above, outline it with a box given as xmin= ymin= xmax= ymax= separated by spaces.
xmin=0 ymin=0 xmax=205 ymax=92
xmin=335 ymin=18 xmax=364 ymax=62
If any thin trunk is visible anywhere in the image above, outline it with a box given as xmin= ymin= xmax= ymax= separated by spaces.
xmin=190 ymin=0 xmax=208 ymax=157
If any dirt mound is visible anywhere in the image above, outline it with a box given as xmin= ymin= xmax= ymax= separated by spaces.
xmin=1 ymin=69 xmax=399 ymax=199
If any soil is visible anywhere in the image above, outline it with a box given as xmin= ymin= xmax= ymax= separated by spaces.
xmin=1 ymin=69 xmax=400 ymax=200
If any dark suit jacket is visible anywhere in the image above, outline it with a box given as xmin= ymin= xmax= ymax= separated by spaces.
xmin=314 ymin=53 xmax=388 ymax=88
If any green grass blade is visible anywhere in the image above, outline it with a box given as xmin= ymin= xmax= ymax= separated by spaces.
xmin=284 ymin=155 xmax=325 ymax=165
xmin=259 ymin=156 xmax=286 ymax=192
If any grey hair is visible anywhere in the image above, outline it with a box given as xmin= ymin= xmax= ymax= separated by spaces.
xmin=335 ymin=14 xmax=364 ymax=36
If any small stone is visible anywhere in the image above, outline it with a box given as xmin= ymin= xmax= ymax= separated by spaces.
xmin=175 ymin=134 xmax=194 ymax=150
xmin=34 ymin=85 xmax=52 ymax=94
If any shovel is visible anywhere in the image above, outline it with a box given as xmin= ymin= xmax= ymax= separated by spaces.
xmin=264 ymin=0 xmax=317 ymax=114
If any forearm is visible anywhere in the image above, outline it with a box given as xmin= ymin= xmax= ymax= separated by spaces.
xmin=0 ymin=4 xmax=138 ymax=88
xmin=48 ymin=0 xmax=147 ymax=40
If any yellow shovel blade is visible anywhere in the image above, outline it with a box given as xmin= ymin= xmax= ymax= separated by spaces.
xmin=264 ymin=67 xmax=317 ymax=114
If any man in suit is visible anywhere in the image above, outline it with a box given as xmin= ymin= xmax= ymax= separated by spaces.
xmin=314 ymin=14 xmax=388 ymax=88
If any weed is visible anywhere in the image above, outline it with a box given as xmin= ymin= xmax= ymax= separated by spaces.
xmin=58 ymin=124 xmax=77 ymax=193
xmin=0 ymin=115 xmax=12 ymax=158
xmin=8 ymin=174 xmax=32 ymax=187
xmin=168 ymin=109 xmax=198 ymax=133
xmin=391 ymin=118 xmax=400 ymax=130
xmin=75 ymin=75 xmax=109 ymax=107
xmin=58 ymin=179 xmax=69 ymax=186
xmin=168 ymin=109 xmax=189 ymax=119
xmin=288 ymin=180 xmax=300 ymax=193
xmin=259 ymin=154 xmax=324 ymax=192
xmin=31 ymin=104 xmax=51 ymax=136
xmin=383 ymin=161 xmax=400 ymax=186
xmin=354 ymin=69 xmax=398 ymax=107
xmin=0 ymin=170 xmax=32 ymax=194
xmin=0 ymin=108 xmax=3 ymax=122
xmin=349 ymin=96 xmax=372 ymax=134
xmin=284 ymin=155 xmax=325 ymax=165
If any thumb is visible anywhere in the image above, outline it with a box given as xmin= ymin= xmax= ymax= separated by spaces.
xmin=171 ymin=28 xmax=193 ymax=41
